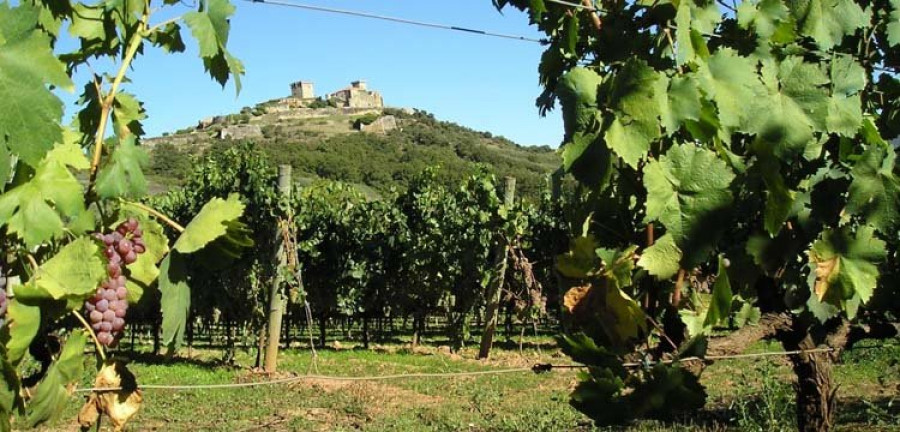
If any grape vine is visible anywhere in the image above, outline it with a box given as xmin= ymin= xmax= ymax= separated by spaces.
xmin=494 ymin=0 xmax=900 ymax=430
xmin=0 ymin=0 xmax=249 ymax=429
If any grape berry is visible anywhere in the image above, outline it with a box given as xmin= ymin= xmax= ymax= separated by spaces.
xmin=86 ymin=218 xmax=145 ymax=347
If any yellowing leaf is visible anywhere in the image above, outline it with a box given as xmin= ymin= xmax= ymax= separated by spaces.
xmin=173 ymin=194 xmax=246 ymax=254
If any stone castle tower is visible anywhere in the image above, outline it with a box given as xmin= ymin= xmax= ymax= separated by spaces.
xmin=290 ymin=81 xmax=315 ymax=99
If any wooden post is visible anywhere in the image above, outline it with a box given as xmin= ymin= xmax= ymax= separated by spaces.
xmin=478 ymin=176 xmax=516 ymax=360
xmin=264 ymin=165 xmax=292 ymax=372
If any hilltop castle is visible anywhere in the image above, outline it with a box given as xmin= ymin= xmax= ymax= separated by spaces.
xmin=288 ymin=80 xmax=384 ymax=109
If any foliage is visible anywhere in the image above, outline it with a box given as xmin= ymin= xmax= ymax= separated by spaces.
xmin=0 ymin=0 xmax=247 ymax=428
xmin=496 ymin=0 xmax=900 ymax=427
xmin=149 ymin=108 xmax=560 ymax=200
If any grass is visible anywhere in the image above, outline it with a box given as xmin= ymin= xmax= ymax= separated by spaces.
xmin=28 ymin=334 xmax=900 ymax=431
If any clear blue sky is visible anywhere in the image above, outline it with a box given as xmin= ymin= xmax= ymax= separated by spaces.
xmin=63 ymin=0 xmax=564 ymax=148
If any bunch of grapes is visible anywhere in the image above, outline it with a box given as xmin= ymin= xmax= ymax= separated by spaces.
xmin=85 ymin=218 xmax=146 ymax=347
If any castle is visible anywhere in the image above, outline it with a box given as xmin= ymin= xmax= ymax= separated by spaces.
xmin=288 ymin=80 xmax=384 ymax=109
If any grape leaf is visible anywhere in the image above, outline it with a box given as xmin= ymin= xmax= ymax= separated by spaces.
xmin=756 ymin=57 xmax=829 ymax=159
xmin=28 ymin=237 xmax=105 ymax=303
xmin=0 ymin=15 xmax=73 ymax=166
xmin=173 ymin=193 xmax=246 ymax=254
xmin=643 ymin=143 xmax=735 ymax=265
xmin=696 ymin=49 xmax=767 ymax=134
xmin=0 ymin=345 xmax=21 ymax=432
xmin=1 ymin=299 xmax=40 ymax=366
xmin=675 ymin=0 xmax=718 ymax=65
xmin=637 ymin=234 xmax=682 ymax=279
xmin=703 ymin=256 xmax=733 ymax=328
xmin=809 ymin=226 xmax=886 ymax=318
xmin=796 ymin=0 xmax=870 ymax=50
xmin=827 ymin=54 xmax=865 ymax=137
xmin=0 ymin=142 xmax=91 ymax=249
xmin=159 ymin=251 xmax=190 ymax=354
xmin=183 ymin=0 xmax=244 ymax=93
xmin=95 ymin=136 xmax=149 ymax=199
xmin=889 ymin=0 xmax=900 ymax=46
xmin=557 ymin=236 xmax=603 ymax=278
xmin=602 ymin=60 xmax=664 ymax=168
xmin=111 ymin=92 xmax=146 ymax=138
xmin=657 ymin=75 xmax=702 ymax=134
xmin=123 ymin=216 xmax=169 ymax=304
xmin=846 ymin=144 xmax=900 ymax=234
xmin=26 ymin=331 xmax=87 ymax=427
xmin=759 ymin=154 xmax=796 ymax=235
xmin=737 ymin=0 xmax=795 ymax=43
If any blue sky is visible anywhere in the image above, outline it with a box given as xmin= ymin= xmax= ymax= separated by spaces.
xmin=62 ymin=0 xmax=564 ymax=148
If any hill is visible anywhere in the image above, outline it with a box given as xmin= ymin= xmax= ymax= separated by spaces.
xmin=144 ymin=91 xmax=560 ymax=198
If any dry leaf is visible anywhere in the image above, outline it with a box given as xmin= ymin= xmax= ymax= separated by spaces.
xmin=78 ymin=361 xmax=143 ymax=432
xmin=813 ymin=256 xmax=839 ymax=301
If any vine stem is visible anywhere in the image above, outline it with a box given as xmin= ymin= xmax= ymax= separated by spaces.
xmin=121 ymin=200 xmax=185 ymax=232
xmin=673 ymin=268 xmax=686 ymax=306
xmin=73 ymin=310 xmax=107 ymax=362
xmin=88 ymin=5 xmax=151 ymax=188
xmin=581 ymin=0 xmax=603 ymax=32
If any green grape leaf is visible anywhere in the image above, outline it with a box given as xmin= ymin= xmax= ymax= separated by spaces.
xmin=696 ymin=49 xmax=767 ymax=134
xmin=173 ymin=193 xmax=246 ymax=254
xmin=557 ymin=67 xmax=603 ymax=136
xmin=759 ymin=155 xmax=795 ymax=235
xmin=148 ymin=21 xmax=186 ymax=53
xmin=734 ymin=302 xmax=761 ymax=327
xmin=809 ymin=226 xmax=886 ymax=318
xmin=557 ymin=333 xmax=627 ymax=375
xmin=846 ymin=144 xmax=900 ymax=234
xmin=628 ymin=364 xmax=707 ymax=418
xmin=601 ymin=284 xmax=648 ymax=347
xmin=658 ymin=75 xmax=702 ymax=134
xmin=0 ymin=344 xmax=21 ymax=432
xmin=889 ymin=0 xmax=900 ymax=46
xmin=0 ymin=23 xmax=73 ymax=166
xmin=826 ymin=54 xmax=865 ymax=137
xmin=637 ymin=234 xmax=682 ymax=279
xmin=674 ymin=0 xmax=717 ymax=65
xmin=29 ymin=237 xmax=105 ymax=303
xmin=159 ymin=251 xmax=190 ymax=354
xmin=560 ymin=131 xmax=612 ymax=188
xmin=644 ymin=144 xmax=735 ymax=265
xmin=598 ymin=245 xmax=638 ymax=290
xmin=68 ymin=3 xmax=106 ymax=41
xmin=95 ymin=136 xmax=149 ymax=199
xmin=796 ymin=0 xmax=870 ymax=50
xmin=0 ymin=142 xmax=91 ymax=249
xmin=704 ymin=256 xmax=733 ymax=328
xmin=756 ymin=57 xmax=829 ymax=158
xmin=2 ymin=299 xmax=40 ymax=366
xmin=557 ymin=236 xmax=603 ymax=278
xmin=26 ymin=331 xmax=87 ymax=427
xmin=123 ymin=216 xmax=169 ymax=304
xmin=183 ymin=0 xmax=244 ymax=93
xmin=111 ymin=92 xmax=146 ymax=138
xmin=603 ymin=60 xmax=663 ymax=167
xmin=737 ymin=0 xmax=795 ymax=43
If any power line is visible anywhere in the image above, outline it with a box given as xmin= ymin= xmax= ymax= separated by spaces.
xmin=241 ymin=0 xmax=547 ymax=44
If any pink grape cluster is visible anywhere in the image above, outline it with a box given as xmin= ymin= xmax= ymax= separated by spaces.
xmin=86 ymin=218 xmax=145 ymax=347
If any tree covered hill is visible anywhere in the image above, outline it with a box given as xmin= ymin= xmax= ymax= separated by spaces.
xmin=146 ymin=104 xmax=560 ymax=198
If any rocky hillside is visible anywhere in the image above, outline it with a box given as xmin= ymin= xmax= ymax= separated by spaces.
xmin=145 ymin=97 xmax=560 ymax=198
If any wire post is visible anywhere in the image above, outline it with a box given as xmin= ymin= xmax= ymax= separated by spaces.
xmin=264 ymin=165 xmax=292 ymax=373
